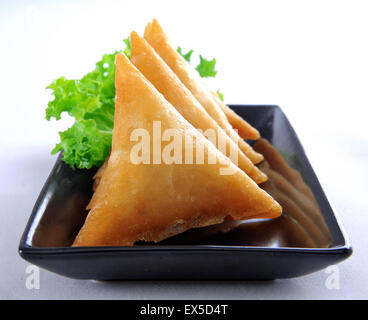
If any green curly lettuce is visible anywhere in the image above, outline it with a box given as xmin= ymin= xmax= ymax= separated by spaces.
xmin=195 ymin=55 xmax=217 ymax=78
xmin=216 ymin=89 xmax=224 ymax=102
xmin=46 ymin=51 xmax=117 ymax=169
xmin=177 ymin=46 xmax=193 ymax=62
xmin=46 ymin=38 xmax=223 ymax=169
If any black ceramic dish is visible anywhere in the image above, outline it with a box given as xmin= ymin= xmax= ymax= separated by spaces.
xmin=19 ymin=105 xmax=352 ymax=280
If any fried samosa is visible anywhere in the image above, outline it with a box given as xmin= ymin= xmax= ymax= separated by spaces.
xmin=73 ymin=54 xmax=281 ymax=246
xmin=130 ymin=31 xmax=266 ymax=184
xmin=210 ymin=91 xmax=260 ymax=140
xmin=144 ymin=19 xmax=263 ymax=164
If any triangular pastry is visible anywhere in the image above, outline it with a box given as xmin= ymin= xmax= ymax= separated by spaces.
xmin=130 ymin=31 xmax=266 ymax=184
xmin=144 ymin=19 xmax=263 ymax=164
xmin=73 ymin=54 xmax=281 ymax=246
xmin=210 ymin=91 xmax=260 ymax=140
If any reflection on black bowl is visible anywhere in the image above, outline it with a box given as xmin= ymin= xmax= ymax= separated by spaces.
xmin=160 ymin=138 xmax=332 ymax=248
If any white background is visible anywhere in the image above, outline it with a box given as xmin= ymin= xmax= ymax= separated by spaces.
xmin=0 ymin=0 xmax=367 ymax=299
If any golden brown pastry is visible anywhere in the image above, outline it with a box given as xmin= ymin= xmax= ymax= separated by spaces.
xmin=92 ymin=157 xmax=108 ymax=192
xmin=130 ymin=31 xmax=266 ymax=184
xmin=73 ymin=54 xmax=281 ymax=246
xmin=144 ymin=19 xmax=263 ymax=164
xmin=210 ymin=91 xmax=260 ymax=140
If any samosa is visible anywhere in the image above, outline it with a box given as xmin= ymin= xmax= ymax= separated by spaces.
xmin=130 ymin=31 xmax=266 ymax=184
xmin=73 ymin=54 xmax=281 ymax=246
xmin=210 ymin=91 xmax=260 ymax=140
xmin=144 ymin=19 xmax=263 ymax=164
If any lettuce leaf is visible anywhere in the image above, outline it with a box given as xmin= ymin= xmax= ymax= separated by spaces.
xmin=216 ymin=89 xmax=224 ymax=101
xmin=51 ymin=120 xmax=112 ymax=169
xmin=46 ymin=39 xmax=223 ymax=169
xmin=195 ymin=55 xmax=217 ymax=77
xmin=123 ymin=37 xmax=131 ymax=59
xmin=177 ymin=46 xmax=193 ymax=62
xmin=46 ymin=52 xmax=117 ymax=169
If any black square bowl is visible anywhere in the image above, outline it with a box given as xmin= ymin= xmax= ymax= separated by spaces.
xmin=18 ymin=105 xmax=352 ymax=280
